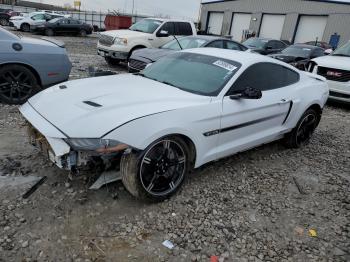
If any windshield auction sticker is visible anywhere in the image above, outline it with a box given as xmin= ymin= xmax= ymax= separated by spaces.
xmin=213 ymin=60 xmax=237 ymax=72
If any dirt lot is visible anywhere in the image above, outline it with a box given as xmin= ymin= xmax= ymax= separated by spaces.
xmin=0 ymin=30 xmax=349 ymax=262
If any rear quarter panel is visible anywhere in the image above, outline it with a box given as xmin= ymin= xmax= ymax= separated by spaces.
xmin=0 ymin=38 xmax=71 ymax=87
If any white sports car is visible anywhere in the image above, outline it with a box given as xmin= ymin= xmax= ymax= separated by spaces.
xmin=20 ymin=48 xmax=329 ymax=200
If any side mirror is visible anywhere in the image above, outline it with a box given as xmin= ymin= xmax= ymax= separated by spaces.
xmin=266 ymin=45 xmax=273 ymax=50
xmin=230 ymin=87 xmax=262 ymax=100
xmin=157 ymin=30 xmax=169 ymax=37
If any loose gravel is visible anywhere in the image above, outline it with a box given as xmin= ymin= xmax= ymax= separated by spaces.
xmin=0 ymin=29 xmax=349 ymax=262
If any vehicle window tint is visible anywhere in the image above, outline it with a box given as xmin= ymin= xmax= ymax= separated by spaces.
xmin=225 ymin=41 xmax=241 ymax=50
xmin=159 ymin=22 xmax=175 ymax=35
xmin=206 ymin=40 xmax=224 ymax=49
xmin=227 ymin=62 xmax=299 ymax=94
xmin=175 ymin=22 xmax=193 ymax=35
xmin=60 ymin=19 xmax=69 ymax=24
xmin=70 ymin=20 xmax=80 ymax=24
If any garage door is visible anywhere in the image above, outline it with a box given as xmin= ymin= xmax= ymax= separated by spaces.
xmin=207 ymin=12 xmax=224 ymax=35
xmin=294 ymin=16 xmax=328 ymax=43
xmin=259 ymin=14 xmax=285 ymax=39
xmin=230 ymin=13 xmax=252 ymax=41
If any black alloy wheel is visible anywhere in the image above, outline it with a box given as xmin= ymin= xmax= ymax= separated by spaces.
xmin=139 ymin=139 xmax=187 ymax=197
xmin=0 ymin=18 xmax=8 ymax=26
xmin=0 ymin=65 xmax=38 ymax=104
xmin=295 ymin=113 xmax=318 ymax=146
xmin=121 ymin=137 xmax=190 ymax=201
xmin=79 ymin=29 xmax=87 ymax=37
xmin=45 ymin=28 xmax=54 ymax=36
xmin=284 ymin=108 xmax=320 ymax=148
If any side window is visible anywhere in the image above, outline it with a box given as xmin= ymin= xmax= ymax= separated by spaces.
xmin=206 ymin=40 xmax=224 ymax=49
xmin=60 ymin=19 xmax=69 ymax=25
xmin=31 ymin=14 xmax=45 ymax=20
xmin=159 ymin=22 xmax=175 ymax=35
xmin=175 ymin=22 xmax=193 ymax=36
xmin=225 ymin=41 xmax=241 ymax=50
xmin=227 ymin=62 xmax=300 ymax=95
xmin=267 ymin=40 xmax=278 ymax=49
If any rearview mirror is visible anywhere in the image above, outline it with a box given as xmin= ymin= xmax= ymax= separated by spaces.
xmin=230 ymin=87 xmax=262 ymax=100
xmin=157 ymin=30 xmax=169 ymax=37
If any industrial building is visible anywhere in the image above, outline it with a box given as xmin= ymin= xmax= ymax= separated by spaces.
xmin=200 ymin=0 xmax=350 ymax=46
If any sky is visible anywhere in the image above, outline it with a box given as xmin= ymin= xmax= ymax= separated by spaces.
xmin=30 ymin=0 xmax=203 ymax=20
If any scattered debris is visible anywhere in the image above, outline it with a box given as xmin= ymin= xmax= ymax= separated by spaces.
xmin=162 ymin=240 xmax=175 ymax=249
xmin=308 ymin=229 xmax=317 ymax=237
xmin=294 ymin=226 xmax=304 ymax=236
xmin=22 ymin=176 xmax=47 ymax=199
xmin=293 ymin=176 xmax=306 ymax=194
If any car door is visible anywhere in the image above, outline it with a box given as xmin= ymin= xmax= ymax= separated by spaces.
xmin=31 ymin=13 xmax=46 ymax=26
xmin=153 ymin=22 xmax=175 ymax=47
xmin=56 ymin=19 xmax=70 ymax=34
xmin=216 ymin=62 xmax=300 ymax=159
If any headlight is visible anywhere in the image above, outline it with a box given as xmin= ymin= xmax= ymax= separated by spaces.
xmin=114 ymin=37 xmax=127 ymax=45
xmin=64 ymin=138 xmax=127 ymax=153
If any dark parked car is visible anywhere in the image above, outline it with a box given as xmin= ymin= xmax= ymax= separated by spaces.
xmin=34 ymin=17 xmax=93 ymax=37
xmin=0 ymin=8 xmax=19 ymax=26
xmin=128 ymin=35 xmax=248 ymax=72
xmin=243 ymin=37 xmax=288 ymax=55
xmin=268 ymin=44 xmax=325 ymax=71
xmin=305 ymin=41 xmax=333 ymax=50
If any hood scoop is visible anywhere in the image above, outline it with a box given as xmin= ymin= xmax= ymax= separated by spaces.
xmin=83 ymin=101 xmax=102 ymax=107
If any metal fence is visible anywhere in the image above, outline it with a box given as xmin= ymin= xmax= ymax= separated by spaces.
xmin=0 ymin=3 xmax=148 ymax=30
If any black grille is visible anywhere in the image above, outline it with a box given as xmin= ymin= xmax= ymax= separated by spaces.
xmin=98 ymin=34 xmax=114 ymax=46
xmin=129 ymin=59 xmax=147 ymax=71
xmin=317 ymin=66 xmax=350 ymax=82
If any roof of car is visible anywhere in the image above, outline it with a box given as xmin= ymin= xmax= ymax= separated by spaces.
xmin=145 ymin=17 xmax=193 ymax=23
xmin=183 ymin=35 xmax=232 ymax=41
xmin=292 ymin=44 xmax=322 ymax=49
xmin=184 ymin=47 xmax=283 ymax=66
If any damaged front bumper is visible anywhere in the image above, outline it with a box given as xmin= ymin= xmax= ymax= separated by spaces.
xmin=21 ymin=102 xmax=130 ymax=171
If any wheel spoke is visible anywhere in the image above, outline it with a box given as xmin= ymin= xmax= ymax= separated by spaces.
xmin=143 ymin=157 xmax=152 ymax=165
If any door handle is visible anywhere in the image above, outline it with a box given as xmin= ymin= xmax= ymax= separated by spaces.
xmin=279 ymin=99 xmax=290 ymax=104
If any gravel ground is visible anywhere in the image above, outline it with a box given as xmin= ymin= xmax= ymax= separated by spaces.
xmin=0 ymin=29 xmax=349 ymax=262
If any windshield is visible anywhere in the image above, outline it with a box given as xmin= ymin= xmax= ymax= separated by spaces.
xmin=332 ymin=42 xmax=350 ymax=57
xmin=129 ymin=19 xmax=162 ymax=34
xmin=161 ymin=37 xmax=209 ymax=50
xmin=141 ymin=53 xmax=241 ymax=96
xmin=243 ymin=38 xmax=268 ymax=49
xmin=282 ymin=46 xmax=312 ymax=57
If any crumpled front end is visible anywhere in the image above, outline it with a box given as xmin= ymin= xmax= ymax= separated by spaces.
xmin=20 ymin=102 xmax=130 ymax=171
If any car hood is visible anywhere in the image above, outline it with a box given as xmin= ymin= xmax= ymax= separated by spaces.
xmin=132 ymin=48 xmax=176 ymax=62
xmin=312 ymin=55 xmax=350 ymax=70
xmin=101 ymin=29 xmax=150 ymax=39
xmin=26 ymin=74 xmax=210 ymax=138
xmin=269 ymin=54 xmax=306 ymax=63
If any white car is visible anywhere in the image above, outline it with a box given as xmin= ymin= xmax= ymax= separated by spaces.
xmin=97 ymin=18 xmax=197 ymax=65
xmin=310 ymin=41 xmax=350 ymax=103
xmin=9 ymin=11 xmax=69 ymax=32
xmin=20 ymin=48 xmax=329 ymax=200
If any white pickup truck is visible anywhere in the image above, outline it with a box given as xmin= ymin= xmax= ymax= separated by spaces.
xmin=97 ymin=18 xmax=197 ymax=65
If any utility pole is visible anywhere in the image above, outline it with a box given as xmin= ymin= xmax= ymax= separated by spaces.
xmin=132 ymin=0 xmax=135 ymax=22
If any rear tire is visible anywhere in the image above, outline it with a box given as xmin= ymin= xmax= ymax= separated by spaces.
xmin=284 ymin=108 xmax=321 ymax=148
xmin=79 ymin=29 xmax=87 ymax=37
xmin=0 ymin=65 xmax=40 ymax=105
xmin=45 ymin=28 xmax=54 ymax=36
xmin=0 ymin=18 xmax=8 ymax=26
xmin=120 ymin=137 xmax=190 ymax=201
xmin=20 ymin=23 xmax=30 ymax=32
xmin=104 ymin=57 xmax=120 ymax=66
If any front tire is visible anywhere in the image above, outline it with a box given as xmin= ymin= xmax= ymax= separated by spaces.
xmin=20 ymin=23 xmax=30 ymax=32
xmin=79 ymin=29 xmax=87 ymax=37
xmin=121 ymin=137 xmax=190 ymax=201
xmin=284 ymin=108 xmax=321 ymax=148
xmin=0 ymin=65 xmax=40 ymax=104
xmin=45 ymin=28 xmax=54 ymax=36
